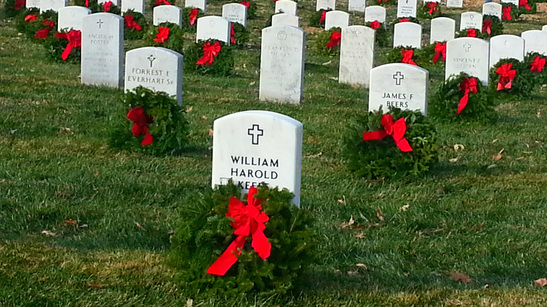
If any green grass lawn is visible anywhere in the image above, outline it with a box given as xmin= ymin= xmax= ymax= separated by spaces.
xmin=1 ymin=1 xmax=547 ymax=305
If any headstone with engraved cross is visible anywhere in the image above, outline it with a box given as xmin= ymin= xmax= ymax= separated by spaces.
xmin=369 ymin=63 xmax=429 ymax=115
xmin=222 ymin=3 xmax=247 ymax=28
xmin=445 ymin=37 xmax=490 ymax=85
xmin=153 ymin=5 xmax=182 ymax=27
xmin=460 ymin=12 xmax=483 ymax=31
xmin=124 ymin=47 xmax=184 ymax=105
xmin=397 ymin=0 xmax=417 ymax=18
xmin=211 ymin=110 xmax=303 ymax=206
xmin=81 ymin=13 xmax=124 ymax=88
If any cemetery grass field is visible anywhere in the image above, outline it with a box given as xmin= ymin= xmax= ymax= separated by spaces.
xmin=1 ymin=0 xmax=547 ymax=305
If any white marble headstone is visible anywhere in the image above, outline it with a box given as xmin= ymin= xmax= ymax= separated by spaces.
xmin=122 ymin=0 xmax=145 ymax=15
xmin=339 ymin=26 xmax=375 ymax=88
xmin=212 ymin=110 xmax=303 ymax=206
xmin=153 ymin=5 xmax=182 ymax=27
xmin=489 ymin=35 xmax=524 ymax=68
xmin=222 ymin=3 xmax=247 ymax=28
xmin=393 ymin=22 xmax=422 ymax=49
xmin=316 ymin=0 xmax=336 ymax=11
xmin=460 ymin=12 xmax=483 ymax=31
xmin=259 ymin=25 xmax=305 ymax=104
xmin=348 ymin=0 xmax=366 ymax=13
xmin=58 ymin=6 xmax=91 ymax=32
xmin=397 ymin=0 xmax=417 ymax=18
xmin=275 ymin=0 xmax=297 ymax=15
xmin=271 ymin=13 xmax=300 ymax=28
xmin=185 ymin=0 xmax=206 ymax=13
xmin=365 ymin=6 xmax=386 ymax=23
xmin=501 ymin=0 xmax=519 ymax=6
xmin=39 ymin=0 xmax=67 ymax=13
xmin=521 ymin=30 xmax=547 ymax=56
xmin=446 ymin=37 xmax=489 ymax=86
xmin=446 ymin=0 xmax=463 ymax=8
xmin=543 ymin=25 xmax=547 ymax=32
xmin=196 ymin=16 xmax=230 ymax=45
xmin=369 ymin=63 xmax=429 ymax=116
xmin=430 ymin=17 xmax=455 ymax=43
xmin=81 ymin=13 xmax=124 ymax=88
xmin=125 ymin=47 xmax=183 ymax=105
xmin=482 ymin=3 xmax=502 ymax=20
xmin=26 ymin=0 xmax=40 ymax=9
xmin=325 ymin=10 xmax=349 ymax=30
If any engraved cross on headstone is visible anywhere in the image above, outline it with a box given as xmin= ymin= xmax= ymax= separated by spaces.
xmin=147 ymin=55 xmax=156 ymax=68
xmin=393 ymin=71 xmax=405 ymax=85
xmin=463 ymin=43 xmax=472 ymax=52
xmin=247 ymin=124 xmax=264 ymax=145
xmin=97 ymin=19 xmax=104 ymax=29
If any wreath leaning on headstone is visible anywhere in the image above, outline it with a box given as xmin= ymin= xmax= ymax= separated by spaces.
xmin=230 ymin=23 xmax=250 ymax=48
xmin=418 ymin=1 xmax=442 ymax=19
xmin=2 ymin=0 xmax=26 ymax=17
xmin=124 ymin=9 xmax=148 ymax=40
xmin=376 ymin=0 xmax=395 ymax=6
xmin=314 ymin=27 xmax=341 ymax=56
xmin=309 ymin=9 xmax=331 ymax=28
xmin=518 ymin=0 xmax=537 ymax=14
xmin=501 ymin=3 xmax=519 ymax=21
xmin=524 ymin=52 xmax=547 ymax=86
xmin=488 ymin=58 xmax=535 ymax=98
xmin=16 ymin=9 xmax=58 ymax=42
xmin=182 ymin=7 xmax=204 ymax=33
xmin=481 ymin=15 xmax=503 ymax=38
xmin=429 ymin=73 xmax=497 ymax=123
xmin=366 ymin=21 xmax=390 ymax=47
xmin=343 ymin=108 xmax=438 ymax=180
xmin=184 ymin=39 xmax=234 ymax=76
xmin=420 ymin=41 xmax=447 ymax=67
xmin=144 ymin=22 xmax=185 ymax=53
xmin=170 ymin=181 xmax=316 ymax=297
xmin=43 ymin=28 xmax=82 ymax=63
xmin=149 ymin=0 xmax=176 ymax=9
xmin=108 ymin=86 xmax=188 ymax=155
xmin=385 ymin=46 xmax=427 ymax=67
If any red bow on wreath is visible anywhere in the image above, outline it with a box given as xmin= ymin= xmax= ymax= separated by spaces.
xmin=399 ymin=18 xmax=409 ymax=23
xmin=458 ymin=77 xmax=478 ymax=114
xmin=320 ymin=11 xmax=326 ymax=24
xmin=401 ymin=48 xmax=417 ymax=66
xmin=126 ymin=106 xmax=154 ymax=145
xmin=85 ymin=0 xmax=89 ymax=7
xmin=11 ymin=0 xmax=25 ymax=11
xmin=483 ymin=19 xmax=492 ymax=35
xmin=530 ymin=55 xmax=546 ymax=73
xmin=502 ymin=6 xmax=512 ymax=21
xmin=189 ymin=8 xmax=198 ymax=26
xmin=230 ymin=24 xmax=236 ymax=45
xmin=103 ymin=1 xmax=113 ymax=12
xmin=54 ymin=30 xmax=81 ymax=61
xmin=326 ymin=30 xmax=341 ymax=49
xmin=25 ymin=14 xmax=38 ymax=22
xmin=154 ymin=0 xmax=171 ymax=5
xmin=370 ymin=20 xmax=380 ymax=30
xmin=362 ymin=114 xmax=413 ymax=152
xmin=196 ymin=41 xmax=221 ymax=66
xmin=34 ymin=19 xmax=54 ymax=39
xmin=206 ymin=186 xmax=271 ymax=276
xmin=432 ymin=42 xmax=446 ymax=64
xmin=153 ymin=26 xmax=170 ymax=43
xmin=427 ymin=2 xmax=438 ymax=14
xmin=124 ymin=15 xmax=142 ymax=31
xmin=240 ymin=1 xmax=250 ymax=8
xmin=519 ymin=0 xmax=531 ymax=11
xmin=466 ymin=28 xmax=477 ymax=37
xmin=496 ymin=63 xmax=516 ymax=91
xmin=377 ymin=0 xmax=389 ymax=3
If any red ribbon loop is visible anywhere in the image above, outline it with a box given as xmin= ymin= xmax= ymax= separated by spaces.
xmin=519 ymin=0 xmax=531 ymax=11
xmin=54 ymin=30 xmax=81 ymax=61
xmin=326 ymin=30 xmax=341 ymax=49
xmin=466 ymin=28 xmax=477 ymax=37
xmin=240 ymin=1 xmax=250 ymax=8
xmin=153 ymin=26 xmax=170 ymax=43
xmin=320 ymin=11 xmax=326 ymax=24
xmin=85 ymin=0 xmax=89 ymax=7
xmin=458 ymin=77 xmax=478 ymax=114
xmin=401 ymin=48 xmax=417 ymax=66
xmin=103 ymin=1 xmax=113 ymax=12
xmin=35 ymin=19 xmax=54 ymax=39
xmin=154 ymin=0 xmax=171 ymax=5
xmin=432 ymin=42 xmax=446 ymax=64
xmin=496 ymin=63 xmax=517 ymax=91
xmin=502 ymin=6 xmax=512 ymax=21
xmin=12 ymin=0 xmax=25 ymax=10
xmin=399 ymin=18 xmax=409 ymax=23
xmin=126 ymin=106 xmax=153 ymax=145
xmin=530 ymin=55 xmax=546 ymax=73
xmin=362 ymin=114 xmax=413 ymax=152
xmin=196 ymin=41 xmax=222 ymax=66
xmin=427 ymin=2 xmax=438 ymax=14
xmin=189 ymin=8 xmax=198 ymax=26
xmin=483 ymin=19 xmax=492 ymax=35
xmin=370 ymin=20 xmax=380 ymax=30
xmin=230 ymin=24 xmax=236 ymax=45
xmin=206 ymin=186 xmax=271 ymax=276
xmin=25 ymin=14 xmax=38 ymax=22
xmin=124 ymin=15 xmax=142 ymax=31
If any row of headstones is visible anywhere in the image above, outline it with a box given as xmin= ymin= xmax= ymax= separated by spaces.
xmin=26 ymin=0 xmax=208 ymax=15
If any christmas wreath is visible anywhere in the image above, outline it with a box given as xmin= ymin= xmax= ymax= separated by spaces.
xmin=343 ymin=108 xmax=438 ymax=179
xmin=182 ymin=7 xmax=204 ymax=33
xmin=149 ymin=0 xmax=176 ymax=9
xmin=240 ymin=0 xmax=256 ymax=19
xmin=170 ymin=181 xmax=316 ymax=297
xmin=385 ymin=47 xmax=427 ymax=66
xmin=230 ymin=23 xmax=249 ymax=48
xmin=184 ymin=39 xmax=234 ymax=76
xmin=518 ymin=0 xmax=537 ymax=14
xmin=481 ymin=15 xmax=503 ymax=38
xmin=524 ymin=52 xmax=547 ymax=86
xmin=309 ymin=9 xmax=331 ymax=28
xmin=2 ymin=0 xmax=26 ymax=17
xmin=366 ymin=20 xmax=390 ymax=48
xmin=76 ymin=0 xmax=121 ymax=14
xmin=488 ymin=59 xmax=535 ymax=98
xmin=393 ymin=17 xmax=420 ymax=24
xmin=124 ymin=9 xmax=148 ymax=40
xmin=429 ymin=73 xmax=497 ymax=122
xmin=43 ymin=29 xmax=81 ymax=63
xmin=501 ymin=3 xmax=519 ymax=21
xmin=419 ymin=41 xmax=447 ymax=67
xmin=314 ymin=27 xmax=341 ymax=56
xmin=455 ymin=27 xmax=480 ymax=38
xmin=144 ymin=22 xmax=185 ymax=53
xmin=376 ymin=0 xmax=395 ymax=6
xmin=418 ymin=1 xmax=442 ymax=19
xmin=109 ymin=86 xmax=188 ymax=155
xmin=16 ymin=9 xmax=58 ymax=42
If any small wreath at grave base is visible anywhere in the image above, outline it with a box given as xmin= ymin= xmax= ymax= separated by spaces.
xmin=501 ymin=4 xmax=519 ymax=21
xmin=170 ymin=180 xmax=316 ymax=297
xmin=144 ymin=22 xmax=185 ymax=53
xmin=309 ymin=9 xmax=331 ymax=28
xmin=518 ymin=0 xmax=537 ymax=14
xmin=92 ymin=1 xmax=121 ymax=15
xmin=184 ymin=39 xmax=234 ymax=76
xmin=481 ymin=15 xmax=503 ymax=38
xmin=429 ymin=73 xmax=497 ymax=123
xmin=109 ymin=86 xmax=188 ymax=155
xmin=74 ymin=0 xmax=96 ymax=12
xmin=231 ymin=23 xmax=249 ymax=48
xmin=241 ymin=0 xmax=256 ymax=19
xmin=43 ymin=29 xmax=81 ymax=63
xmin=419 ymin=41 xmax=446 ymax=67
xmin=376 ymin=0 xmax=395 ymax=6
xmin=366 ymin=21 xmax=390 ymax=47
xmin=524 ymin=52 xmax=547 ymax=86
xmin=149 ymin=0 xmax=177 ymax=9
xmin=385 ymin=46 xmax=427 ymax=67
xmin=418 ymin=1 xmax=442 ymax=19
xmin=392 ymin=16 xmax=420 ymax=25
xmin=314 ymin=27 xmax=341 ymax=57
xmin=488 ymin=59 xmax=535 ymax=98
xmin=182 ymin=7 xmax=204 ymax=33
xmin=343 ymin=108 xmax=438 ymax=180
xmin=455 ymin=28 xmax=481 ymax=38
xmin=17 ymin=9 xmax=58 ymax=42
xmin=2 ymin=0 xmax=26 ymax=17
xmin=123 ymin=10 xmax=148 ymax=40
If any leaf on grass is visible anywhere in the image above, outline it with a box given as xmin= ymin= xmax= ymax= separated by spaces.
xmin=337 ymin=199 xmax=346 ymax=205
xmin=186 ymin=299 xmax=194 ymax=307
xmin=347 ymin=270 xmax=358 ymax=276
xmin=399 ymin=204 xmax=410 ymax=212
xmin=208 ymin=129 xmax=214 ymax=136
xmin=376 ymin=209 xmax=384 ymax=221
xmin=41 ymin=230 xmax=57 ymax=237
xmin=88 ymin=283 xmax=104 ymax=289
xmin=322 ymin=60 xmax=332 ymax=66
xmin=339 ymin=216 xmax=355 ymax=229
xmin=39 ymin=276 xmax=47 ymax=282
xmin=454 ymin=144 xmax=465 ymax=151
xmin=492 ymin=139 xmax=498 ymax=143
xmin=516 ymin=157 xmax=525 ymax=161
xmin=534 ymin=278 xmax=547 ymax=288
xmin=449 ymin=157 xmax=460 ymax=163
xmin=354 ymin=232 xmax=366 ymax=239
xmin=63 ymin=219 xmax=78 ymax=225
xmin=450 ymin=272 xmax=472 ymax=284
xmin=356 ymin=263 xmax=367 ymax=269
xmin=249 ymin=81 xmax=255 ymax=86
xmin=135 ymin=222 xmax=146 ymax=231
xmin=493 ymin=148 xmax=504 ymax=161
xmin=201 ymin=115 xmax=208 ymax=120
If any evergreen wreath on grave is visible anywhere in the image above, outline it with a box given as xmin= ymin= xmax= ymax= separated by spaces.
xmin=230 ymin=23 xmax=250 ymax=48
xmin=181 ymin=7 xmax=204 ymax=33
xmin=170 ymin=181 xmax=316 ymax=297
xmin=240 ymin=0 xmax=257 ymax=19
xmin=109 ymin=86 xmax=188 ymax=155
xmin=2 ymin=0 xmax=26 ymax=17
xmin=144 ymin=22 xmax=185 ymax=53
xmin=393 ymin=16 xmax=420 ymax=24
xmin=124 ymin=9 xmax=148 ymax=40
xmin=419 ymin=41 xmax=446 ymax=67
xmin=429 ymin=73 xmax=497 ymax=122
xmin=455 ymin=27 xmax=480 ymax=38
xmin=85 ymin=1 xmax=121 ymax=14
xmin=74 ymin=0 xmax=97 ymax=11
xmin=481 ymin=15 xmax=503 ymax=38
xmin=314 ymin=27 xmax=342 ymax=56
xmin=386 ymin=46 xmax=427 ymax=67
xmin=16 ymin=9 xmax=58 ymax=42
xmin=149 ymin=0 xmax=177 ymax=9
xmin=184 ymin=39 xmax=234 ymax=76
xmin=501 ymin=3 xmax=519 ymax=21
xmin=366 ymin=21 xmax=390 ymax=47
xmin=376 ymin=0 xmax=395 ymax=6
xmin=43 ymin=29 xmax=82 ymax=63
xmin=488 ymin=59 xmax=535 ymax=98
xmin=518 ymin=0 xmax=537 ymax=14
xmin=343 ymin=108 xmax=438 ymax=179
xmin=309 ymin=9 xmax=331 ymax=28
xmin=418 ymin=1 xmax=442 ymax=19
xmin=524 ymin=52 xmax=547 ymax=86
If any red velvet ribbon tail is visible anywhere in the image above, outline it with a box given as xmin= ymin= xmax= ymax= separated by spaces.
xmin=206 ymin=235 xmax=245 ymax=276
